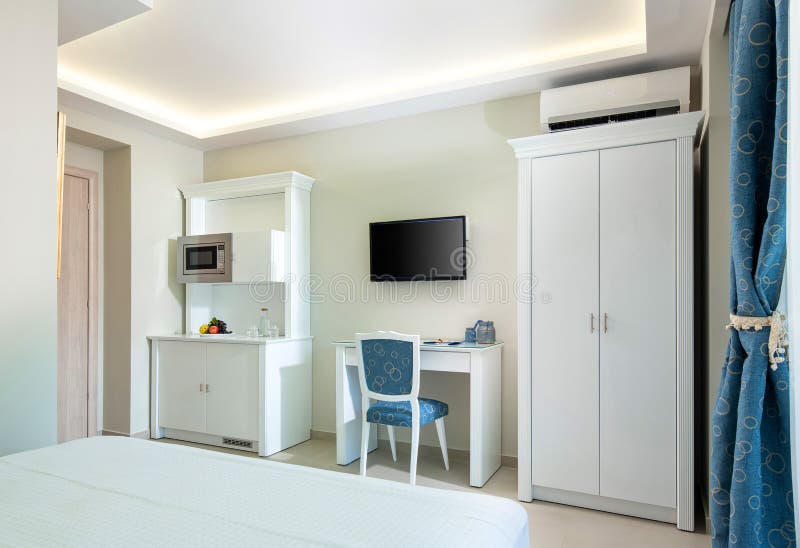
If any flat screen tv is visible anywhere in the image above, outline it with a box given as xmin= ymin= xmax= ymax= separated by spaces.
xmin=369 ymin=216 xmax=467 ymax=281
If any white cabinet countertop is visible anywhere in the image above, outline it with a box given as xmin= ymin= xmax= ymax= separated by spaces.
xmin=147 ymin=334 xmax=312 ymax=345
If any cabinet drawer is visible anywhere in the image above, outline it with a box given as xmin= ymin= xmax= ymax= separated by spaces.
xmin=344 ymin=346 xmax=470 ymax=373
xmin=344 ymin=347 xmax=358 ymax=366
xmin=422 ymin=351 xmax=469 ymax=373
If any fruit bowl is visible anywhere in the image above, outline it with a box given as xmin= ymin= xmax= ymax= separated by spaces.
xmin=198 ymin=317 xmax=232 ymax=336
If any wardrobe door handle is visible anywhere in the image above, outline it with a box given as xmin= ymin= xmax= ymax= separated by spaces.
xmin=603 ymin=313 xmax=608 ymax=334
xmin=589 ymin=313 xmax=595 ymax=333
xmin=205 ymin=384 xmax=210 ymax=393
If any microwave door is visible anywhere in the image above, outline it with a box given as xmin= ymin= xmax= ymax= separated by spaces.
xmin=185 ymin=245 xmax=219 ymax=273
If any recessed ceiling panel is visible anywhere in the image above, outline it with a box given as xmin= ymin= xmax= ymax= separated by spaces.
xmin=59 ymin=0 xmax=649 ymax=137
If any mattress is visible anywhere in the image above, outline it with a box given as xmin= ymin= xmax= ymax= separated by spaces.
xmin=0 ymin=436 xmax=528 ymax=547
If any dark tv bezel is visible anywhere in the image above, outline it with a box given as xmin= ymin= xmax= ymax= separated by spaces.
xmin=369 ymin=215 xmax=467 ymax=282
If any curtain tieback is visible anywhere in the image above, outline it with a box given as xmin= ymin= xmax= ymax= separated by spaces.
xmin=727 ymin=311 xmax=789 ymax=370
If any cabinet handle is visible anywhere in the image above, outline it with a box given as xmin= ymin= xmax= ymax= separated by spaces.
xmin=589 ymin=313 xmax=595 ymax=333
xmin=205 ymin=384 xmax=210 ymax=393
xmin=603 ymin=313 xmax=608 ymax=334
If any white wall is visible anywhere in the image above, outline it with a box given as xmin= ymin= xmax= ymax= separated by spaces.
xmin=0 ymin=2 xmax=58 ymax=456
xmin=65 ymin=141 xmax=104 ymax=177
xmin=59 ymin=107 xmax=203 ymax=435
xmin=64 ymin=141 xmax=105 ymax=430
xmin=205 ymin=94 xmax=540 ymax=456
xmin=698 ymin=0 xmax=731 ymax=512
xmin=103 ymin=146 xmax=132 ymax=433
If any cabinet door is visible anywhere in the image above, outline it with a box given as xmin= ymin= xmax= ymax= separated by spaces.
xmin=205 ymin=344 xmax=260 ymax=440
xmin=599 ymin=141 xmax=676 ymax=508
xmin=231 ymin=231 xmax=269 ymax=283
xmin=531 ymin=151 xmax=600 ymax=495
xmin=231 ymin=230 xmax=285 ymax=283
xmin=158 ymin=341 xmax=206 ymax=432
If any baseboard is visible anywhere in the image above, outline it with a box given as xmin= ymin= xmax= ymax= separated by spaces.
xmin=700 ymin=484 xmax=711 ymax=533
xmin=101 ymin=429 xmax=129 ymax=437
xmin=376 ymin=438 xmax=471 ymax=463
xmin=102 ymin=429 xmax=150 ymax=440
xmin=310 ymin=429 xmax=336 ymax=441
xmin=310 ymin=429 xmax=517 ymax=468
xmin=534 ymin=485 xmax=677 ymax=524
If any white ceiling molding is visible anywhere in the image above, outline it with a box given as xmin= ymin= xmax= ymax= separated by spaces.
xmin=57 ymin=0 xmax=713 ymax=151
xmin=59 ymin=0 xmax=152 ymax=45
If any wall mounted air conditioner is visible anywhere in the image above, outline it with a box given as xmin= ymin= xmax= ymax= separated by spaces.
xmin=540 ymin=67 xmax=691 ymax=132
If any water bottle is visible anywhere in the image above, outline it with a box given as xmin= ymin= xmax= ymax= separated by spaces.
xmin=476 ymin=320 xmax=496 ymax=344
xmin=486 ymin=321 xmax=496 ymax=344
xmin=259 ymin=308 xmax=270 ymax=337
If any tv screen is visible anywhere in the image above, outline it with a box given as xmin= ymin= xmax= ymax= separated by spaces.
xmin=369 ymin=216 xmax=467 ymax=281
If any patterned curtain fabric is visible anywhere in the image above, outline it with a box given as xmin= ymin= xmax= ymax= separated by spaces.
xmin=710 ymin=0 xmax=791 ymax=546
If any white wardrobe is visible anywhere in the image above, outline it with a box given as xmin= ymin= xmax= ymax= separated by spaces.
xmin=511 ymin=112 xmax=703 ymax=532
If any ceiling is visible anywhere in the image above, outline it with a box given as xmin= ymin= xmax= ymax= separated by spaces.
xmin=59 ymin=0 xmax=152 ymax=45
xmin=58 ymin=0 xmax=712 ymax=150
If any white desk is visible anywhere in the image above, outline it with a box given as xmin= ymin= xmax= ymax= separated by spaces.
xmin=333 ymin=340 xmax=503 ymax=487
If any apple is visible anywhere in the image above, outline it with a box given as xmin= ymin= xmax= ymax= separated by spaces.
xmin=208 ymin=325 xmax=219 ymax=334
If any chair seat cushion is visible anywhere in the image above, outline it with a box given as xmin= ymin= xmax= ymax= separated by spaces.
xmin=367 ymin=398 xmax=449 ymax=427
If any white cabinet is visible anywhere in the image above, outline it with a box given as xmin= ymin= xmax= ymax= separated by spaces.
xmin=150 ymin=337 xmax=312 ymax=456
xmin=158 ymin=341 xmax=206 ymax=433
xmin=181 ymin=172 xmax=314 ymax=338
xmin=231 ymin=230 xmax=285 ymax=283
xmin=530 ymin=142 xmax=678 ymax=509
xmin=205 ymin=344 xmax=259 ymax=440
xmin=156 ymin=341 xmax=258 ymax=440
xmin=512 ymin=112 xmax=703 ymax=531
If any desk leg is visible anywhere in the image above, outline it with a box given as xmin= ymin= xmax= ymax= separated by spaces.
xmin=470 ymin=346 xmax=502 ymax=487
xmin=336 ymin=347 xmax=377 ymax=465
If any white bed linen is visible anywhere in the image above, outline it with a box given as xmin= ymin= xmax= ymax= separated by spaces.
xmin=0 ymin=436 xmax=528 ymax=547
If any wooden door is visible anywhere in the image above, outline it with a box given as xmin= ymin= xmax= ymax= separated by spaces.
xmin=531 ymin=151 xmax=600 ymax=495
xmin=58 ymin=174 xmax=89 ymax=442
xmin=599 ymin=141 xmax=677 ymax=508
xmin=158 ymin=341 xmax=206 ymax=433
xmin=205 ymin=344 xmax=259 ymax=440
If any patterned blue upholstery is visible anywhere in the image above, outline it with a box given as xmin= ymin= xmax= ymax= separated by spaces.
xmin=360 ymin=339 xmax=414 ymax=396
xmin=367 ymin=398 xmax=449 ymax=427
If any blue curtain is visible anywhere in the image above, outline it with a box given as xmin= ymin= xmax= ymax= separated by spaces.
xmin=710 ymin=0 xmax=791 ymax=545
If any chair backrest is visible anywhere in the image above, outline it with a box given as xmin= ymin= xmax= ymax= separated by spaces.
xmin=355 ymin=331 xmax=420 ymax=401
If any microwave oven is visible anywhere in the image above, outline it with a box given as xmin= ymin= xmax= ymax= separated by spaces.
xmin=177 ymin=233 xmax=232 ymax=283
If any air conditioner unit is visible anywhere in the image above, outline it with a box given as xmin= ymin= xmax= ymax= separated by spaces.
xmin=540 ymin=67 xmax=691 ymax=132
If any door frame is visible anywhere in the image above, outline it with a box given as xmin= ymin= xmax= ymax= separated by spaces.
xmin=62 ymin=165 xmax=99 ymax=437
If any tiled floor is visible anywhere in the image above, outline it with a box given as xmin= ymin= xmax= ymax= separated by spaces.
xmin=156 ymin=437 xmax=711 ymax=547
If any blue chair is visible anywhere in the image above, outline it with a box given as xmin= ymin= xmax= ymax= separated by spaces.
xmin=356 ymin=331 xmax=449 ymax=485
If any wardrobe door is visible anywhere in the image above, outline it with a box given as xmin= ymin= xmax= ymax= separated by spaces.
xmin=599 ymin=141 xmax=676 ymax=508
xmin=531 ymin=151 xmax=600 ymax=495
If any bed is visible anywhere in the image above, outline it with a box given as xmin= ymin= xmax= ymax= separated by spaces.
xmin=0 ymin=436 xmax=528 ymax=547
